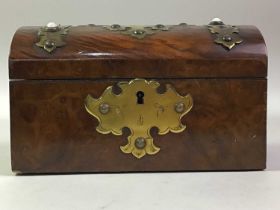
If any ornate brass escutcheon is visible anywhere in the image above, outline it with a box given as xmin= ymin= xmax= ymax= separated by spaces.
xmin=85 ymin=79 xmax=193 ymax=159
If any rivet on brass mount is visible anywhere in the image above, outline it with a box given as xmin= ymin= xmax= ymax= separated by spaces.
xmin=99 ymin=103 xmax=110 ymax=114
xmin=208 ymin=18 xmax=243 ymax=50
xmin=175 ymin=102 xmax=186 ymax=113
xmin=135 ymin=137 xmax=146 ymax=149
xmin=36 ymin=22 xmax=70 ymax=53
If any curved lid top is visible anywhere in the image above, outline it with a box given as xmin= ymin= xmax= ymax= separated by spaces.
xmin=9 ymin=21 xmax=267 ymax=79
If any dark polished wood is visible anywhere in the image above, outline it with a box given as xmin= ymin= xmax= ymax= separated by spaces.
xmin=9 ymin=24 xmax=267 ymax=173
xmin=10 ymin=79 xmax=266 ymax=173
xmin=9 ymin=25 xmax=267 ymax=79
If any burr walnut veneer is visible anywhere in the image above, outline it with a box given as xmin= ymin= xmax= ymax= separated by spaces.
xmin=9 ymin=22 xmax=267 ymax=174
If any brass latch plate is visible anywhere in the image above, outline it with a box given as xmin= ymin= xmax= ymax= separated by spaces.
xmin=85 ymin=79 xmax=193 ymax=159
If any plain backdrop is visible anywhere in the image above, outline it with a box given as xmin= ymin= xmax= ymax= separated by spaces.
xmin=0 ymin=0 xmax=279 ymax=210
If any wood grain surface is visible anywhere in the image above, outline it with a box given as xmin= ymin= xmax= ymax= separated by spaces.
xmin=9 ymin=25 xmax=267 ymax=79
xmin=9 ymin=24 xmax=267 ymax=173
xmin=10 ymin=79 xmax=267 ymax=173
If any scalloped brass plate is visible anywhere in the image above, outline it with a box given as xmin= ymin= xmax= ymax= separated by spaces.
xmin=208 ymin=21 xmax=243 ymax=50
xmin=36 ymin=24 xmax=70 ymax=53
xmin=85 ymin=79 xmax=193 ymax=159
xmin=102 ymin=24 xmax=174 ymax=39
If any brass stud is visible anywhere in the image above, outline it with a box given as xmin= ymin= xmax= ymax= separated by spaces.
xmin=45 ymin=40 xmax=55 ymax=48
xmin=133 ymin=29 xmax=145 ymax=35
xmin=99 ymin=103 xmax=110 ymax=114
xmin=46 ymin=22 xmax=59 ymax=32
xmin=175 ymin=102 xmax=185 ymax=113
xmin=135 ymin=137 xmax=146 ymax=149
xmin=209 ymin=17 xmax=224 ymax=26
xmin=223 ymin=35 xmax=232 ymax=42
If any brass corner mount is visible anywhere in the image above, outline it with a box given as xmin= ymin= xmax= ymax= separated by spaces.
xmin=36 ymin=22 xmax=70 ymax=53
xmin=208 ymin=18 xmax=243 ymax=50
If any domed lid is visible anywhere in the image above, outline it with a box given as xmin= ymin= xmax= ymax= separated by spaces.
xmin=9 ymin=21 xmax=267 ymax=79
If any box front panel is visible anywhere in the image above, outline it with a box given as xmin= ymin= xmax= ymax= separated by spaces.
xmin=10 ymin=79 xmax=266 ymax=173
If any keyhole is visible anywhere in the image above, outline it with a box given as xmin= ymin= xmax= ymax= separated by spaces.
xmin=136 ymin=91 xmax=144 ymax=104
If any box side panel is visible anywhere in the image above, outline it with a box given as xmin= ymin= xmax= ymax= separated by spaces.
xmin=10 ymin=79 xmax=266 ymax=173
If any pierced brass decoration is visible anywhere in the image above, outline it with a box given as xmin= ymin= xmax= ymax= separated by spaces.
xmin=36 ymin=22 xmax=70 ymax=53
xmin=85 ymin=79 xmax=193 ymax=159
xmin=102 ymin=24 xmax=172 ymax=39
xmin=208 ymin=18 xmax=243 ymax=50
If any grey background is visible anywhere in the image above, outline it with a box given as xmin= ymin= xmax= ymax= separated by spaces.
xmin=0 ymin=1 xmax=279 ymax=210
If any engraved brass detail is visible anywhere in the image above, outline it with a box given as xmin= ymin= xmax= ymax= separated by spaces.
xmin=85 ymin=79 xmax=193 ymax=159
xmin=208 ymin=19 xmax=243 ymax=50
xmin=36 ymin=22 xmax=70 ymax=53
xmin=102 ymin=24 xmax=173 ymax=39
